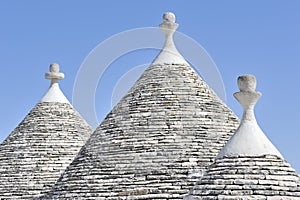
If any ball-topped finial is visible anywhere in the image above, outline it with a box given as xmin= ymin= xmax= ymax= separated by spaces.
xmin=163 ymin=12 xmax=176 ymax=23
xmin=237 ymin=74 xmax=257 ymax=92
xmin=234 ymin=74 xmax=261 ymax=121
xmin=160 ymin=12 xmax=178 ymax=35
xmin=153 ymin=12 xmax=188 ymax=65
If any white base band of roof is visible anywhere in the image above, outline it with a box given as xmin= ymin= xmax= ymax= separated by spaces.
xmin=40 ymin=83 xmax=70 ymax=104
xmin=152 ymin=48 xmax=189 ymax=65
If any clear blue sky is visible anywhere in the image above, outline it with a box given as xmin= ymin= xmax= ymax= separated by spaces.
xmin=1 ymin=1 xmax=300 ymax=173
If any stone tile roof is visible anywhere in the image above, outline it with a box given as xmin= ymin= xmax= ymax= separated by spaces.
xmin=0 ymin=64 xmax=92 ymax=199
xmin=40 ymin=13 xmax=239 ymax=199
xmin=190 ymin=155 xmax=300 ymax=199
xmin=188 ymin=75 xmax=300 ymax=199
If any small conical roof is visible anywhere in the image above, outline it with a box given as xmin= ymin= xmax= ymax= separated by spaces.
xmin=217 ymin=74 xmax=282 ymax=159
xmin=0 ymin=64 xmax=92 ymax=199
xmin=40 ymin=63 xmax=70 ymax=103
xmin=41 ymin=13 xmax=239 ymax=199
xmin=188 ymin=75 xmax=300 ymax=199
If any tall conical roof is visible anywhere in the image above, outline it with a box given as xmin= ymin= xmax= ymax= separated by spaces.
xmin=0 ymin=64 xmax=92 ymax=199
xmin=41 ymin=13 xmax=239 ymax=199
xmin=188 ymin=75 xmax=300 ymax=199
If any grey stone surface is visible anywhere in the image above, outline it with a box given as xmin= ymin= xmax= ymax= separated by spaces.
xmin=187 ymin=74 xmax=300 ymax=199
xmin=0 ymin=102 xmax=92 ymax=199
xmin=40 ymin=63 xmax=239 ymax=199
xmin=188 ymin=155 xmax=300 ymax=199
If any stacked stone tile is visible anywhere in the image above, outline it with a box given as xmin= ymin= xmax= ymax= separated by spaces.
xmin=188 ymin=75 xmax=300 ymax=199
xmin=41 ymin=12 xmax=239 ymax=199
xmin=0 ymin=64 xmax=92 ymax=199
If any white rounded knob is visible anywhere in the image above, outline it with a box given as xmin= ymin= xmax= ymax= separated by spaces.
xmin=163 ymin=12 xmax=176 ymax=23
xmin=238 ymin=74 xmax=256 ymax=92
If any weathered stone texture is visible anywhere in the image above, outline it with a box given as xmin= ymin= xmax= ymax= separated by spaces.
xmin=189 ymin=155 xmax=300 ymax=199
xmin=41 ymin=63 xmax=239 ymax=199
xmin=0 ymin=102 xmax=92 ymax=199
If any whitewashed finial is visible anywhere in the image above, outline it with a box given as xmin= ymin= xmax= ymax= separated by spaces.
xmin=152 ymin=12 xmax=188 ymax=65
xmin=216 ymin=74 xmax=282 ymax=159
xmin=234 ymin=74 xmax=261 ymax=121
xmin=163 ymin=12 xmax=176 ymax=23
xmin=237 ymin=74 xmax=256 ymax=92
xmin=40 ymin=63 xmax=70 ymax=104
xmin=45 ymin=63 xmax=65 ymax=84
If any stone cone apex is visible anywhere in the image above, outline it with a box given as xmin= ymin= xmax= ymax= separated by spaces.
xmin=40 ymin=13 xmax=239 ymax=199
xmin=152 ymin=12 xmax=189 ymax=65
xmin=188 ymin=75 xmax=300 ymax=199
xmin=0 ymin=64 xmax=93 ymax=199
xmin=217 ymin=74 xmax=282 ymax=159
xmin=40 ymin=63 xmax=70 ymax=103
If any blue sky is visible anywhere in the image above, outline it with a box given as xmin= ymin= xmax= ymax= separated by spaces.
xmin=1 ymin=1 xmax=300 ymax=172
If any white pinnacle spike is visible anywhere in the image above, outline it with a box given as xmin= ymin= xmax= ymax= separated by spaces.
xmin=216 ymin=74 xmax=282 ymax=159
xmin=40 ymin=63 xmax=70 ymax=104
xmin=152 ymin=12 xmax=189 ymax=65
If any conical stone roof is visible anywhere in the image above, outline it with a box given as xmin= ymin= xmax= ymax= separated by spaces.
xmin=41 ymin=12 xmax=239 ymax=199
xmin=0 ymin=64 xmax=92 ymax=199
xmin=188 ymin=75 xmax=300 ymax=199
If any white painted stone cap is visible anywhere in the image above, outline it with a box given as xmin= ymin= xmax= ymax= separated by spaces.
xmin=40 ymin=63 xmax=70 ymax=104
xmin=216 ymin=74 xmax=283 ymax=159
xmin=152 ymin=12 xmax=189 ymax=65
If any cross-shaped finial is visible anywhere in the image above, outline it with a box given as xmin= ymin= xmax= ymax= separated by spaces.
xmin=45 ymin=63 xmax=64 ymax=85
xmin=40 ymin=63 xmax=69 ymax=103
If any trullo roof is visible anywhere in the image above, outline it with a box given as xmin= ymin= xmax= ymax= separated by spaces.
xmin=188 ymin=75 xmax=300 ymax=199
xmin=0 ymin=64 xmax=92 ymax=199
xmin=41 ymin=12 xmax=239 ymax=199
